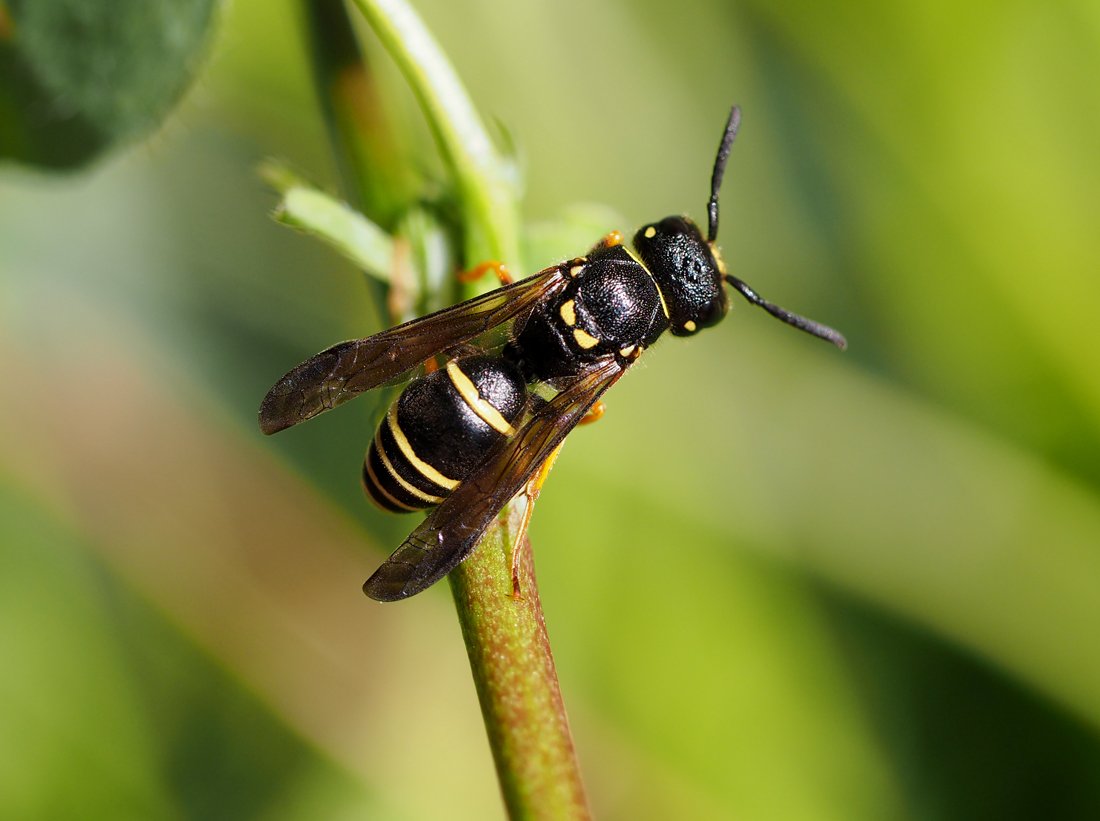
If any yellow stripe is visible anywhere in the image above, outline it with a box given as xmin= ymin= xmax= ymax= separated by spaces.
xmin=709 ymin=241 xmax=728 ymax=275
xmin=625 ymin=246 xmax=669 ymax=319
xmin=446 ymin=362 xmax=516 ymax=436
xmin=573 ymin=328 xmax=600 ymax=349
xmin=374 ymin=428 xmax=447 ymax=504
xmin=559 ymin=299 xmax=577 ymax=326
xmin=362 ymin=449 xmax=419 ymax=512
xmin=387 ymin=405 xmax=460 ymax=491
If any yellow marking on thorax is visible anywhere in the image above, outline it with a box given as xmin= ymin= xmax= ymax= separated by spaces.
xmin=363 ymin=451 xmax=420 ymax=511
xmin=386 ymin=405 xmax=459 ymax=491
xmin=573 ymin=328 xmax=600 ymax=349
xmin=683 ymin=320 xmax=697 ymax=333
xmin=644 ymin=225 xmax=657 ymax=238
xmin=619 ymin=344 xmax=636 ymax=358
xmin=373 ymin=428 xmax=447 ymax=504
xmin=559 ymin=299 xmax=577 ymax=326
xmin=624 ymin=245 xmax=670 ymax=319
xmin=446 ymin=361 xmax=516 ymax=436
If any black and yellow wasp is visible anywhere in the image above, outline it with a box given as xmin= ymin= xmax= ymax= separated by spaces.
xmin=259 ymin=106 xmax=846 ymax=602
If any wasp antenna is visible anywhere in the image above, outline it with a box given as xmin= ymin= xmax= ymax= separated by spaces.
xmin=725 ymin=275 xmax=848 ymax=349
xmin=707 ymin=105 xmax=742 ymax=243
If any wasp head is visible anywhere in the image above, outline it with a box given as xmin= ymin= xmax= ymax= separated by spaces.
xmin=632 ymin=217 xmax=729 ymax=337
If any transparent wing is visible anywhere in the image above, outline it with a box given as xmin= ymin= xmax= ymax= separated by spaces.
xmin=259 ymin=265 xmax=568 ymax=434
xmin=363 ymin=356 xmax=628 ymax=601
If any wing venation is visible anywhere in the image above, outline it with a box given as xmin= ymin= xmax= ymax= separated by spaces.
xmin=259 ymin=266 xmax=567 ymax=434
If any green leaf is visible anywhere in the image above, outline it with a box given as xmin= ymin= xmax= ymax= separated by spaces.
xmin=262 ymin=160 xmax=397 ymax=284
xmin=0 ymin=0 xmax=221 ymax=170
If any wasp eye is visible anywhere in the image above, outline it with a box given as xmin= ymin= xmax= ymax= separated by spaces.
xmin=696 ymin=291 xmax=729 ymax=329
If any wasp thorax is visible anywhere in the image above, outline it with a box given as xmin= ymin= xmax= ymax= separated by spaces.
xmin=632 ymin=216 xmax=729 ymax=336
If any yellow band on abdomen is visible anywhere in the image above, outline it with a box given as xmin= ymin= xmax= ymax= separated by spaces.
xmin=446 ymin=361 xmax=516 ymax=436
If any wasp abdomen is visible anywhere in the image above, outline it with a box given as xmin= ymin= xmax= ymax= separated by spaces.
xmin=362 ymin=355 xmax=527 ymax=513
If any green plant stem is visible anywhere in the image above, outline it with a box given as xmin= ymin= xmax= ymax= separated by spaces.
xmin=300 ymin=0 xmax=409 ymax=220
xmin=449 ymin=502 xmax=590 ymax=820
xmin=348 ymin=0 xmax=522 ymax=271
xmin=297 ymin=0 xmax=590 ymax=817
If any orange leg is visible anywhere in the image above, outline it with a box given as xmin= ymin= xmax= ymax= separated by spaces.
xmin=579 ymin=401 xmax=605 ymax=426
xmin=457 ymin=259 xmax=514 ymax=286
xmin=509 ymin=442 xmax=565 ymax=597
xmin=507 ymin=400 xmax=606 ymax=596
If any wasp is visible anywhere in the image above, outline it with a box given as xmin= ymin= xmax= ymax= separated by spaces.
xmin=259 ymin=106 xmax=846 ymax=602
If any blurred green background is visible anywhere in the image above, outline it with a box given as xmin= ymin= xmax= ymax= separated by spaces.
xmin=3 ymin=0 xmax=1100 ymax=818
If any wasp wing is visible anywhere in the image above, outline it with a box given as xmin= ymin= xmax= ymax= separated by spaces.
xmin=259 ymin=265 xmax=568 ymax=434
xmin=363 ymin=355 xmax=629 ymax=602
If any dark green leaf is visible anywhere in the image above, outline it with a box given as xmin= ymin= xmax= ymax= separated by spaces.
xmin=0 ymin=0 xmax=220 ymax=169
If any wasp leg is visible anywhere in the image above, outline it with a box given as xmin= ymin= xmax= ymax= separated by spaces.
xmin=506 ymin=398 xmax=604 ymax=595
xmin=509 ymin=442 xmax=565 ymax=597
xmin=580 ymin=400 xmax=605 ymax=425
xmin=586 ymin=230 xmax=624 ymax=255
xmin=457 ymin=259 xmax=514 ymax=286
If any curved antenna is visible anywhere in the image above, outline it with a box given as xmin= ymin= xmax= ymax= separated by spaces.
xmin=725 ymin=274 xmax=848 ymax=350
xmin=707 ymin=105 xmax=742 ymax=242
